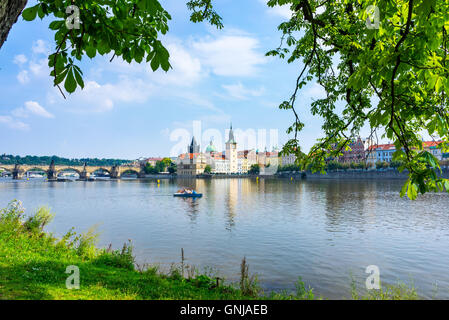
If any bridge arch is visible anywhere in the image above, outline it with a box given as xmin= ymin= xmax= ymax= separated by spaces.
xmin=23 ymin=167 xmax=48 ymax=178
xmin=121 ymin=169 xmax=140 ymax=176
xmin=23 ymin=167 xmax=48 ymax=173
xmin=55 ymin=168 xmax=82 ymax=176
xmin=0 ymin=167 xmax=13 ymax=176
xmin=90 ymin=168 xmax=111 ymax=174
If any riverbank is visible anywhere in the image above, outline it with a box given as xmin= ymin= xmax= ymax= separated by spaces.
xmin=0 ymin=201 xmax=421 ymax=300
xmin=145 ymin=168 xmax=449 ymax=180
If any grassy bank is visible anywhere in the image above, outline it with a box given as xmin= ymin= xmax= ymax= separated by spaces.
xmin=0 ymin=200 xmax=418 ymax=300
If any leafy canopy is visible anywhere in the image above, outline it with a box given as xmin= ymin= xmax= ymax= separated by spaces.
xmin=22 ymin=0 xmax=221 ymax=96
xmin=266 ymin=0 xmax=449 ymax=199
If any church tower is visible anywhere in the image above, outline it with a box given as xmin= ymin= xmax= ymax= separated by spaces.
xmin=226 ymin=124 xmax=237 ymax=173
xmin=189 ymin=136 xmax=200 ymax=154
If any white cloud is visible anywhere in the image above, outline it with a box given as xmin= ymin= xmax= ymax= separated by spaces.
xmin=222 ymin=82 xmax=265 ymax=100
xmin=13 ymin=54 xmax=27 ymax=66
xmin=259 ymin=0 xmax=292 ymax=19
xmin=158 ymin=42 xmax=202 ymax=85
xmin=40 ymin=31 xmax=265 ymax=117
xmin=17 ymin=70 xmax=30 ymax=84
xmin=12 ymin=101 xmax=54 ymax=118
xmin=29 ymin=58 xmax=48 ymax=77
xmin=32 ymin=39 xmax=50 ymax=55
xmin=14 ymin=40 xmax=50 ymax=85
xmin=303 ymin=83 xmax=327 ymax=99
xmin=192 ymin=35 xmax=268 ymax=77
xmin=270 ymin=5 xmax=293 ymax=19
xmin=0 ymin=116 xmax=29 ymax=131
xmin=48 ymin=77 xmax=155 ymax=113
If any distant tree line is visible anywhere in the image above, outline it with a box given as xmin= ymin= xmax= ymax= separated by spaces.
xmin=277 ymin=161 xmax=393 ymax=172
xmin=144 ymin=158 xmax=176 ymax=174
xmin=0 ymin=154 xmax=132 ymax=166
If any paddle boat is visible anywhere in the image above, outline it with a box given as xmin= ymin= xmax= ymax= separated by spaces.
xmin=173 ymin=188 xmax=203 ymax=198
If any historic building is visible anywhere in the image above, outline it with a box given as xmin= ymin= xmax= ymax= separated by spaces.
xmin=225 ymin=125 xmax=238 ymax=174
xmin=281 ymin=153 xmax=296 ymax=166
xmin=367 ymin=141 xmax=446 ymax=165
xmin=338 ymin=137 xmax=366 ymax=164
xmin=176 ymin=125 xmax=279 ymax=175
xmin=176 ymin=137 xmax=207 ymax=176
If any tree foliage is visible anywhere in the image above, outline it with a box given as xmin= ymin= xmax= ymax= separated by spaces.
xmin=249 ymin=164 xmax=260 ymax=175
xmin=21 ymin=0 xmax=221 ymax=97
xmin=267 ymin=0 xmax=449 ymax=199
xmin=0 ymin=154 xmax=130 ymax=166
xmin=204 ymin=164 xmax=212 ymax=173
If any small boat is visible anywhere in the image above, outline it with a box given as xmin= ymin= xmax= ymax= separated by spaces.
xmin=173 ymin=192 xmax=203 ymax=198
xmin=174 ymin=188 xmax=203 ymax=198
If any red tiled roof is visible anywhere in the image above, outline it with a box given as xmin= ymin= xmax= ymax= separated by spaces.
xmin=423 ymin=141 xmax=443 ymax=148
xmin=367 ymin=141 xmax=442 ymax=151
xmin=178 ymin=153 xmax=201 ymax=160
xmin=367 ymin=144 xmax=395 ymax=151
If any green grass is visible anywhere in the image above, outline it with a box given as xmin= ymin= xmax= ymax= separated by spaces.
xmin=0 ymin=200 xmax=419 ymax=300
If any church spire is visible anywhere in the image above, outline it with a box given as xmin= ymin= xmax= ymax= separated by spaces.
xmin=227 ymin=123 xmax=236 ymax=144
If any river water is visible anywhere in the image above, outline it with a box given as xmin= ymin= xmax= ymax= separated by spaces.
xmin=1 ymin=177 xmax=448 ymax=299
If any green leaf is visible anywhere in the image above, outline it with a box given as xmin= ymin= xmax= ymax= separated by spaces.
xmin=22 ymin=5 xmax=39 ymax=21
xmin=400 ymin=181 xmax=408 ymax=198
xmin=64 ymin=69 xmax=77 ymax=93
xmin=150 ymin=56 xmax=160 ymax=71
xmin=85 ymin=46 xmax=96 ymax=59
xmin=73 ymin=68 xmax=84 ymax=89
xmin=407 ymin=181 xmax=418 ymax=200
xmin=37 ymin=6 xmax=45 ymax=19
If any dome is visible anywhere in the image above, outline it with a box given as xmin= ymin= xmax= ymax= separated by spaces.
xmin=205 ymin=140 xmax=217 ymax=153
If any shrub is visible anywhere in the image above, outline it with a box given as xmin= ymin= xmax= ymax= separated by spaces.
xmin=23 ymin=206 xmax=54 ymax=233
xmin=295 ymin=277 xmax=315 ymax=300
xmin=249 ymin=164 xmax=260 ymax=174
xmin=239 ymin=257 xmax=260 ymax=296
xmin=0 ymin=200 xmax=24 ymax=229
xmin=75 ymin=226 xmax=99 ymax=259
xmin=94 ymin=240 xmax=135 ymax=270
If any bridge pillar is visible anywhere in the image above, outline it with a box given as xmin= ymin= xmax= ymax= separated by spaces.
xmin=47 ymin=160 xmax=57 ymax=180
xmin=110 ymin=165 xmax=120 ymax=179
xmin=79 ymin=171 xmax=90 ymax=180
xmin=12 ymin=164 xmax=23 ymax=180
xmin=78 ymin=163 xmax=90 ymax=180
xmin=137 ymin=170 xmax=146 ymax=178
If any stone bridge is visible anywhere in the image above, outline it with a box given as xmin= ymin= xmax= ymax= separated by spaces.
xmin=0 ymin=161 xmax=145 ymax=180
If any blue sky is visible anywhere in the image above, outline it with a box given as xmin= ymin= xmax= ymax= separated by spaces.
xmin=0 ymin=0 xmax=330 ymax=159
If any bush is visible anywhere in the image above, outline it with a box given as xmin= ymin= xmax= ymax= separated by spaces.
xmin=295 ymin=277 xmax=315 ymax=300
xmin=376 ymin=161 xmax=389 ymax=169
xmin=144 ymin=163 xmax=158 ymax=174
xmin=239 ymin=257 xmax=260 ymax=296
xmin=23 ymin=206 xmax=54 ymax=233
xmin=389 ymin=160 xmax=403 ymax=168
xmin=94 ymin=240 xmax=135 ymax=270
xmin=168 ymin=163 xmax=177 ymax=174
xmin=249 ymin=164 xmax=260 ymax=175
xmin=0 ymin=200 xmax=24 ymax=229
xmin=75 ymin=226 xmax=99 ymax=259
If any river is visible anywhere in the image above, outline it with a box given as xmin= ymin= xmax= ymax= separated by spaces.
xmin=1 ymin=177 xmax=448 ymax=299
